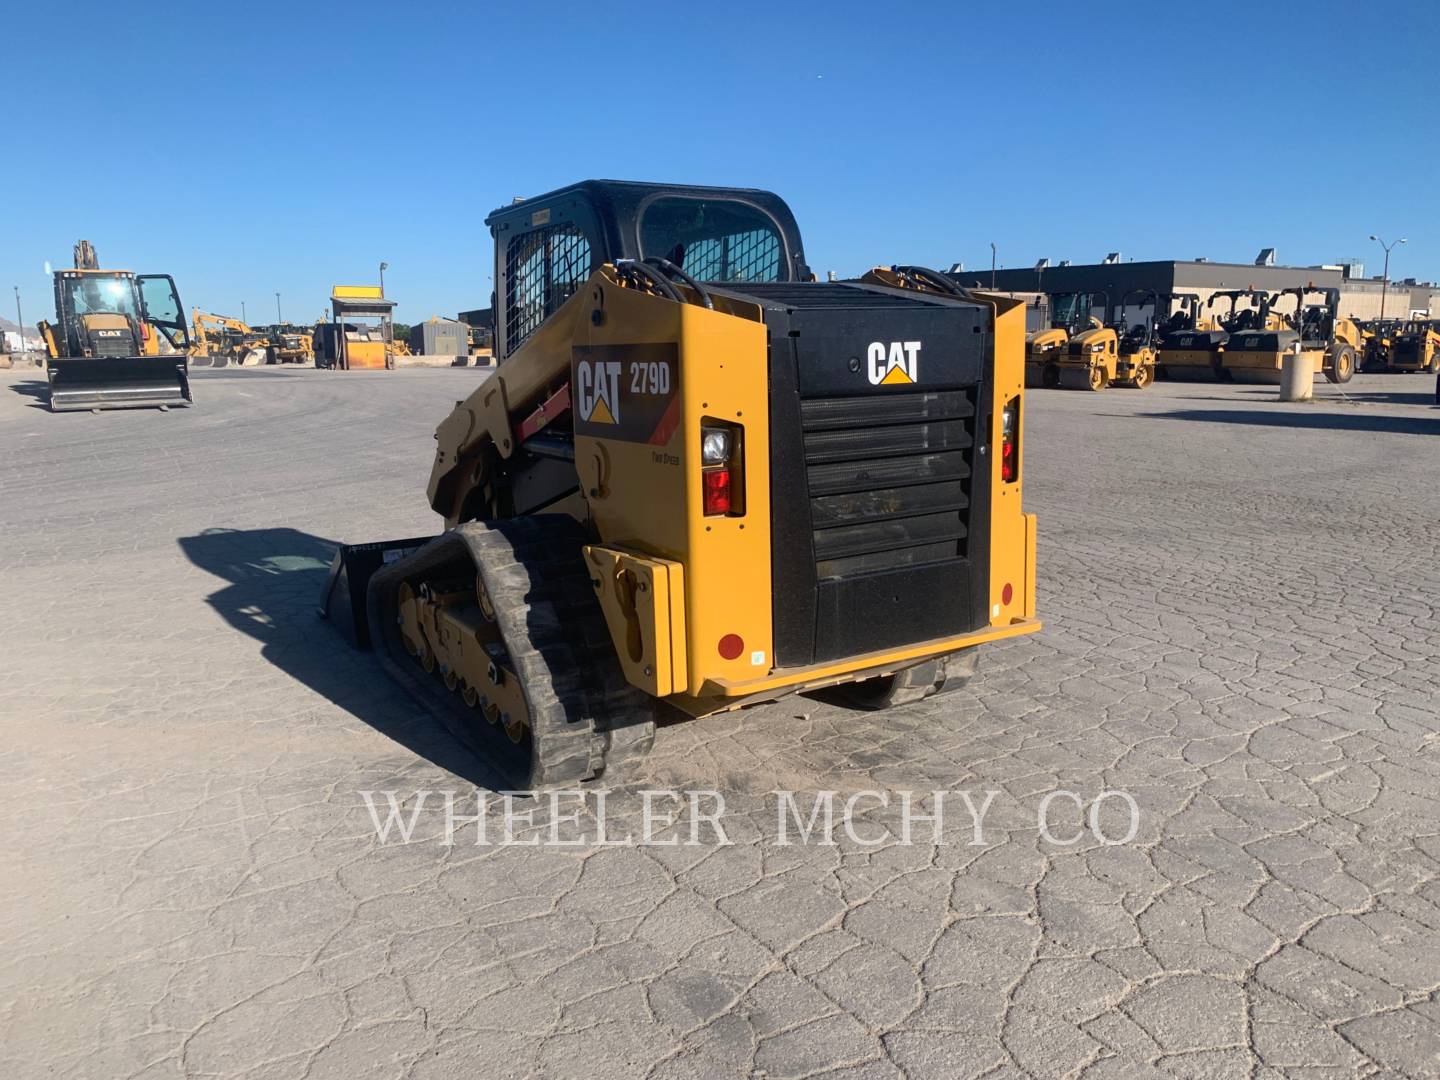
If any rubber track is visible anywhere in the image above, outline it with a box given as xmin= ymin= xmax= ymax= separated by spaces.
xmin=367 ymin=516 xmax=654 ymax=789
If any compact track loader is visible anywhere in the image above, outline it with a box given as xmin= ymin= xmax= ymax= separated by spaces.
xmin=1221 ymin=286 xmax=1357 ymax=384
xmin=320 ymin=181 xmax=1039 ymax=786
xmin=38 ymin=241 xmax=192 ymax=411
xmin=1025 ymin=292 xmax=1098 ymax=388
xmin=1378 ymin=320 xmax=1440 ymax=373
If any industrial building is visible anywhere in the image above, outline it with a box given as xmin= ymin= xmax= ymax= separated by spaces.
xmin=951 ymin=255 xmax=1439 ymax=324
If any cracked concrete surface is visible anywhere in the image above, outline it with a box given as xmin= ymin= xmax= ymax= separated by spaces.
xmin=1 ymin=365 xmax=1438 ymax=1079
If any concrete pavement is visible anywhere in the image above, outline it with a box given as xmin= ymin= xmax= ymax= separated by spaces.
xmin=2 ymin=364 xmax=1438 ymax=1078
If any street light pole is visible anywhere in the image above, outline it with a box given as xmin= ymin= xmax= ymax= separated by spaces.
xmin=1368 ymin=235 xmax=1407 ymax=320
xmin=989 ymin=243 xmax=997 ymax=290
xmin=13 ymin=286 xmax=24 ymax=363
xmin=241 ymin=300 xmax=247 ymax=325
xmin=275 ymin=292 xmax=282 ymax=323
xmin=379 ymin=261 xmax=388 ymax=297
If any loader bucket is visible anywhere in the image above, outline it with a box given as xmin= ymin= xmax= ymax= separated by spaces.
xmin=47 ymin=355 xmax=193 ymax=412
xmin=317 ymin=536 xmax=435 ymax=648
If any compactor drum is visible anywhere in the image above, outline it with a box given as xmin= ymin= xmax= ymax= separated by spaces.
xmin=321 ymin=181 xmax=1040 ymax=786
xmin=1220 ymin=287 xmax=1357 ymax=385
xmin=1024 ymin=292 xmax=1095 ymax=388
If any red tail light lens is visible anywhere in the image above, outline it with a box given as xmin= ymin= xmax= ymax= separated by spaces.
xmin=701 ymin=420 xmax=743 ymax=516
xmin=1001 ymin=396 xmax=1020 ymax=484
xmin=702 ymin=468 xmax=732 ymax=515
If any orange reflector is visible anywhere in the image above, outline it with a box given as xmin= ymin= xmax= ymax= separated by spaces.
xmin=718 ymin=633 xmax=744 ymax=660
xmin=702 ymin=468 xmax=732 ymax=516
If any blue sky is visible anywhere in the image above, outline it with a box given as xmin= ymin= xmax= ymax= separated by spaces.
xmin=4 ymin=0 xmax=1437 ymax=325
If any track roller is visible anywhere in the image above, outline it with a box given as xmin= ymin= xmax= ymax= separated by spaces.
xmin=367 ymin=516 xmax=655 ymax=788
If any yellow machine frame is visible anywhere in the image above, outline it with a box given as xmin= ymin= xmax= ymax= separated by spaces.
xmin=424 ymin=264 xmax=1037 ymax=716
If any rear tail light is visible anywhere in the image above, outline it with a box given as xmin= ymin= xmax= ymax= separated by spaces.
xmin=701 ymin=421 xmax=743 ymax=516
xmin=1001 ymin=396 xmax=1020 ymax=484
xmin=702 ymin=469 xmax=732 ymax=515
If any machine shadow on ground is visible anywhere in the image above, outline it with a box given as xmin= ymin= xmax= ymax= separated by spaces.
xmin=1153 ymin=407 xmax=1440 ymax=437
xmin=178 ymin=526 xmax=507 ymax=788
xmin=6 ymin=377 xmax=51 ymax=405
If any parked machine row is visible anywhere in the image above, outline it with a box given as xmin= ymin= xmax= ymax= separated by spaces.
xmin=1025 ymin=286 xmax=1365 ymax=390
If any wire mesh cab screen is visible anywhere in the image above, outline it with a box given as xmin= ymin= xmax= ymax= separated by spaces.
xmin=639 ymin=197 xmax=785 ymax=284
xmin=505 ymin=224 xmax=592 ymax=351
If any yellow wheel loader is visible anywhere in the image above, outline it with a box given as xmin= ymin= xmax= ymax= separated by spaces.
xmin=1357 ymin=319 xmax=1402 ymax=371
xmin=37 ymin=241 xmax=192 ymax=411
xmin=1220 ymin=286 xmax=1357 ymax=384
xmin=319 ymin=181 xmax=1040 ymax=786
xmin=1025 ymin=291 xmax=1098 ymax=388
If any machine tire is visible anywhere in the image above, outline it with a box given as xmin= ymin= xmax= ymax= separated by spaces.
xmin=1087 ymin=365 xmax=1108 ymax=392
xmin=1040 ymin=362 xmax=1060 ymax=389
xmin=367 ymin=516 xmax=655 ymax=788
xmin=837 ymin=659 xmax=944 ymax=711
xmin=1129 ymin=364 xmax=1154 ymax=390
xmin=1326 ymin=344 xmax=1355 ymax=384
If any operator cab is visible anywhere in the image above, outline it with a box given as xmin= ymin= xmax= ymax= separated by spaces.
xmin=484 ymin=180 xmax=811 ymax=360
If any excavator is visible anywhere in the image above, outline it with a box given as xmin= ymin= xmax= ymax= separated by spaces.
xmin=1025 ymin=291 xmax=1100 ymax=388
xmin=191 ymin=310 xmax=270 ymax=367
xmin=37 ymin=241 xmax=192 ymax=411
xmin=319 ymin=180 xmax=1039 ymax=786
xmin=1220 ymin=286 xmax=1358 ymax=384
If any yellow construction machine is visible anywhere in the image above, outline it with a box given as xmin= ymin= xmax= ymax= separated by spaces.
xmin=259 ymin=324 xmax=315 ymax=364
xmin=1358 ymin=319 xmax=1402 ymax=371
xmin=1220 ymin=286 xmax=1358 ymax=384
xmin=1025 ymin=291 xmax=1099 ymax=388
xmin=1377 ymin=319 xmax=1440 ymax=373
xmin=1051 ymin=289 xmax=1189 ymax=391
xmin=1155 ymin=288 xmax=1267 ymax=381
xmin=37 ymin=241 xmax=192 ymax=411
xmin=319 ymin=181 xmax=1039 ymax=785
xmin=191 ymin=310 xmax=268 ymax=366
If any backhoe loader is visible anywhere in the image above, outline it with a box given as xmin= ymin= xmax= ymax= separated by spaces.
xmin=1026 ymin=292 xmax=1100 ymax=388
xmin=1220 ymin=286 xmax=1357 ymax=384
xmin=37 ymin=241 xmax=192 ymax=411
xmin=320 ymin=180 xmax=1039 ymax=787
